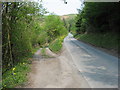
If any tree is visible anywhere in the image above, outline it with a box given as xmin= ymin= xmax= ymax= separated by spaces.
xmin=2 ymin=2 xmax=47 ymax=72
xmin=75 ymin=2 xmax=120 ymax=34
xmin=44 ymin=15 xmax=67 ymax=42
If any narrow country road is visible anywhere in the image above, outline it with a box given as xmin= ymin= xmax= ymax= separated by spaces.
xmin=64 ymin=34 xmax=118 ymax=88
xmin=25 ymin=47 xmax=90 ymax=88
xmin=25 ymin=34 xmax=118 ymax=88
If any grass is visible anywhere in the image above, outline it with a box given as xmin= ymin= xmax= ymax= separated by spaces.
xmin=41 ymin=48 xmax=46 ymax=56
xmin=75 ymin=32 xmax=119 ymax=50
xmin=2 ymin=60 xmax=30 ymax=88
xmin=49 ymin=39 xmax=62 ymax=53
xmin=41 ymin=48 xmax=53 ymax=58
xmin=49 ymin=36 xmax=65 ymax=53
xmin=2 ymin=48 xmax=39 ymax=89
xmin=41 ymin=48 xmax=49 ymax=57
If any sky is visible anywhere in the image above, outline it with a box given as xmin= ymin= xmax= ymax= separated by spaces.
xmin=41 ymin=0 xmax=82 ymax=16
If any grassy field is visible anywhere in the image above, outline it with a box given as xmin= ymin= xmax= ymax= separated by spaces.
xmin=75 ymin=32 xmax=119 ymax=51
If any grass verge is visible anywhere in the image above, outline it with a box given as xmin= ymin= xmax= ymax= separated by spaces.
xmin=2 ymin=60 xmax=30 ymax=88
xmin=2 ymin=48 xmax=39 ymax=89
xmin=41 ymin=48 xmax=50 ymax=58
xmin=75 ymin=32 xmax=119 ymax=50
xmin=41 ymin=48 xmax=46 ymax=56
xmin=49 ymin=36 xmax=65 ymax=53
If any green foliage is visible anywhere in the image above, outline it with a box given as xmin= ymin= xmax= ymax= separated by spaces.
xmin=2 ymin=2 xmax=67 ymax=71
xmin=62 ymin=14 xmax=77 ymax=35
xmin=41 ymin=48 xmax=46 ymax=56
xmin=2 ymin=3 xmax=47 ymax=89
xmin=44 ymin=15 xmax=67 ymax=43
xmin=2 ymin=47 xmax=38 ymax=89
xmin=2 ymin=2 xmax=47 ymax=72
xmin=2 ymin=59 xmax=30 ymax=88
xmin=75 ymin=2 xmax=119 ymax=51
xmin=2 ymin=2 xmax=67 ymax=88
xmin=49 ymin=36 xmax=65 ymax=53
xmin=49 ymin=39 xmax=62 ymax=53
xmin=76 ymin=33 xmax=119 ymax=50
xmin=75 ymin=2 xmax=120 ymax=34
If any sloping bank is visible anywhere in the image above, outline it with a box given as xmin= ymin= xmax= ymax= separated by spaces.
xmin=49 ymin=36 xmax=66 ymax=53
xmin=75 ymin=32 xmax=119 ymax=57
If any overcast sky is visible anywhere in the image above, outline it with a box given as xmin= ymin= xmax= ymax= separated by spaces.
xmin=41 ymin=0 xmax=82 ymax=15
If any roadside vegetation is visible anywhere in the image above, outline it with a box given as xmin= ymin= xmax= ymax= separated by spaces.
xmin=61 ymin=14 xmax=77 ymax=35
xmin=49 ymin=36 xmax=65 ymax=53
xmin=2 ymin=1 xmax=119 ymax=89
xmin=41 ymin=48 xmax=46 ymax=56
xmin=2 ymin=2 xmax=67 ymax=88
xmin=2 ymin=58 xmax=31 ymax=88
xmin=41 ymin=48 xmax=50 ymax=58
xmin=74 ymin=2 xmax=120 ymax=53
xmin=76 ymin=33 xmax=118 ymax=50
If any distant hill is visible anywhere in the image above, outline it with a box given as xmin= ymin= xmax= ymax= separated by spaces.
xmin=60 ymin=14 xmax=77 ymax=20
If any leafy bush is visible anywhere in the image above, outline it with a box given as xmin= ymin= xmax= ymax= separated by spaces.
xmin=2 ymin=2 xmax=46 ymax=72
xmin=44 ymin=15 xmax=67 ymax=43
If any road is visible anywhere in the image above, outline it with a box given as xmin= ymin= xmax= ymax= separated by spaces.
xmin=25 ymin=47 xmax=90 ymax=88
xmin=64 ymin=34 xmax=118 ymax=88
xmin=24 ymin=33 xmax=118 ymax=88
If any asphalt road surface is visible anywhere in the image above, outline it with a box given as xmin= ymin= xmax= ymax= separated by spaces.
xmin=64 ymin=33 xmax=118 ymax=88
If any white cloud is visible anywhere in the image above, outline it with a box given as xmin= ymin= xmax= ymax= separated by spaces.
xmin=42 ymin=0 xmax=82 ymax=15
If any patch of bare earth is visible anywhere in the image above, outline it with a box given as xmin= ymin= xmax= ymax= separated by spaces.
xmin=24 ymin=46 xmax=90 ymax=88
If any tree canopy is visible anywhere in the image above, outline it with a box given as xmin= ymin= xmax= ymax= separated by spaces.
xmin=75 ymin=2 xmax=120 ymax=34
xmin=2 ymin=2 xmax=67 ymax=73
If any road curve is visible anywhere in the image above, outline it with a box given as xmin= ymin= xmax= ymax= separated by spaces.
xmin=64 ymin=35 xmax=118 ymax=88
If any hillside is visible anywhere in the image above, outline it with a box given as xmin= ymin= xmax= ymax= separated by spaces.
xmin=60 ymin=14 xmax=77 ymax=20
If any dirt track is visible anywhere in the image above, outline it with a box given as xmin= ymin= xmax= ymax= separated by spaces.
xmin=24 ymin=46 xmax=90 ymax=88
